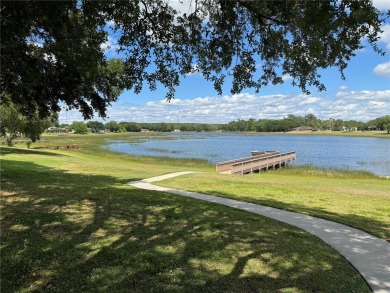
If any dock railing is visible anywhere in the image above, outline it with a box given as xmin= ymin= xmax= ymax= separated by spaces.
xmin=216 ymin=151 xmax=296 ymax=174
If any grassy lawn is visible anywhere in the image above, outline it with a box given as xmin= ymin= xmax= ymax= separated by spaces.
xmin=157 ymin=168 xmax=390 ymax=241
xmin=1 ymin=132 xmax=387 ymax=292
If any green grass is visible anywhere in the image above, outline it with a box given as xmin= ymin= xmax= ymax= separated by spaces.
xmin=157 ymin=166 xmax=390 ymax=241
xmin=0 ymin=133 xmax=385 ymax=292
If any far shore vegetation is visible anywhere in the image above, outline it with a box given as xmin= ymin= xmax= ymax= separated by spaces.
xmin=1 ymin=104 xmax=389 ymax=148
xmin=3 ymin=132 xmax=389 ymax=292
xmin=52 ymin=114 xmax=390 ymax=134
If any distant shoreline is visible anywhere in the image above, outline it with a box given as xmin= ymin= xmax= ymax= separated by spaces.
xmin=211 ymin=130 xmax=390 ymax=138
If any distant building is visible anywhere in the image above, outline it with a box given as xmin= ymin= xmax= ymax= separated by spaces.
xmin=292 ymin=126 xmax=313 ymax=131
xmin=342 ymin=126 xmax=358 ymax=132
xmin=46 ymin=127 xmax=69 ymax=133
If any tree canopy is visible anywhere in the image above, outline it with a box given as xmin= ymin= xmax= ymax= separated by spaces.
xmin=70 ymin=121 xmax=88 ymax=134
xmin=0 ymin=101 xmax=53 ymax=146
xmin=1 ymin=0 xmax=387 ymax=119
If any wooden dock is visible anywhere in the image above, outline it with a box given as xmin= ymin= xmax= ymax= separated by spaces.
xmin=216 ymin=151 xmax=296 ymax=175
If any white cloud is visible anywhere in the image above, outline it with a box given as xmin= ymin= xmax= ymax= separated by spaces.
xmin=299 ymin=97 xmax=320 ymax=105
xmin=329 ymin=90 xmax=390 ymax=121
xmin=27 ymin=41 xmax=43 ymax=48
xmin=282 ymin=74 xmax=293 ymax=82
xmin=101 ymin=35 xmax=120 ymax=56
xmin=185 ymin=64 xmax=200 ymax=76
xmin=379 ymin=24 xmax=390 ymax=50
xmin=373 ymin=61 xmax=390 ymax=77
xmin=106 ymin=20 xmax=116 ymax=28
xmin=168 ymin=0 xmax=197 ymax=15
xmin=339 ymin=86 xmax=348 ymax=91
xmin=372 ymin=24 xmax=390 ymax=76
xmin=372 ymin=0 xmax=390 ymax=11
xmin=59 ymin=90 xmax=390 ymax=124
xmin=336 ymin=90 xmax=390 ymax=100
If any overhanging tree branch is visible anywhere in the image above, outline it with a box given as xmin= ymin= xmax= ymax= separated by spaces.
xmin=1 ymin=0 xmax=386 ymax=119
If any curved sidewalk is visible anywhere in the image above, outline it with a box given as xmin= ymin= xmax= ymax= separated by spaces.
xmin=129 ymin=171 xmax=390 ymax=293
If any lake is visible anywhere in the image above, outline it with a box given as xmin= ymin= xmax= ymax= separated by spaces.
xmin=104 ymin=132 xmax=390 ymax=176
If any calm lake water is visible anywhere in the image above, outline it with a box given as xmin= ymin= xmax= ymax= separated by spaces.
xmin=104 ymin=132 xmax=390 ymax=176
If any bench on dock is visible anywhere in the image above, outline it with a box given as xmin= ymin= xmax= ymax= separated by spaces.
xmin=216 ymin=151 xmax=296 ymax=175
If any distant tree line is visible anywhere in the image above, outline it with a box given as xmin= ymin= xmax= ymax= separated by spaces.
xmin=58 ymin=115 xmax=390 ymax=135
xmin=65 ymin=121 xmax=143 ymax=134
xmin=139 ymin=123 xmax=222 ymax=132
xmin=368 ymin=116 xmax=390 ymax=134
xmin=57 ymin=121 xmax=223 ymax=134
xmin=54 ymin=114 xmax=390 ymax=133
xmin=2 ymin=108 xmax=389 ymax=146
xmin=222 ymin=115 xmax=390 ymax=133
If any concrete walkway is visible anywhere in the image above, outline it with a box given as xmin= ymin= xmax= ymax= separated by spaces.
xmin=129 ymin=172 xmax=390 ymax=293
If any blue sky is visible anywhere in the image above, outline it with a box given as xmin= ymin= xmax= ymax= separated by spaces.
xmin=60 ymin=0 xmax=390 ymax=124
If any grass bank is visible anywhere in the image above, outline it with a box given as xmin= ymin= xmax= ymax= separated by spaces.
xmin=1 ymin=133 xmax=386 ymax=292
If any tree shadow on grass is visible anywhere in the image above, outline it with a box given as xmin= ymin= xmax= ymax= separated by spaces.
xmin=1 ymin=159 xmax=369 ymax=292
xmin=1 ymin=147 xmax=65 ymax=157
xmin=205 ymin=190 xmax=390 ymax=242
